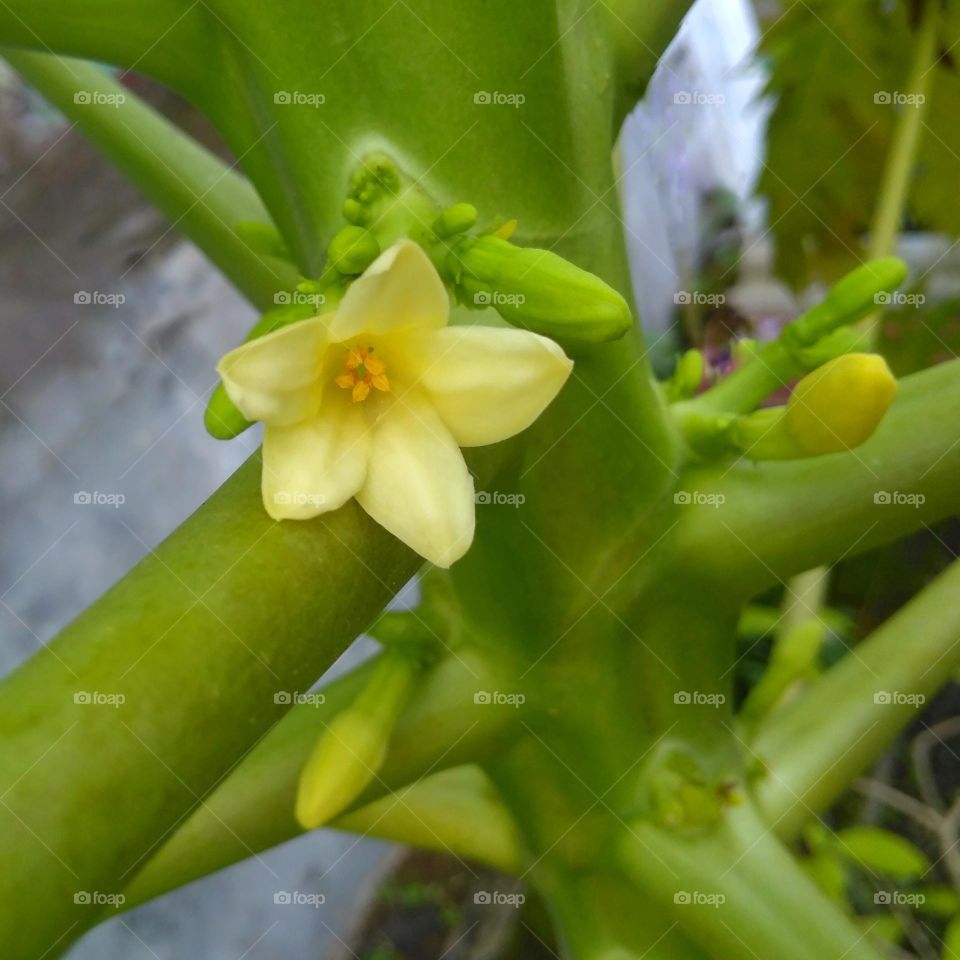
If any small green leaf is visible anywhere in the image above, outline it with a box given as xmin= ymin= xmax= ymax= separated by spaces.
xmin=834 ymin=826 xmax=930 ymax=880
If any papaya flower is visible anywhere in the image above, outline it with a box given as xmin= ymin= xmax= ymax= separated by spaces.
xmin=217 ymin=240 xmax=573 ymax=567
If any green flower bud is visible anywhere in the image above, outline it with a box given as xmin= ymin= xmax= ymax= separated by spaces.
xmin=784 ymin=257 xmax=907 ymax=348
xmin=295 ymin=654 xmax=418 ymax=829
xmin=432 ymin=203 xmax=478 ymax=239
xmin=646 ymin=751 xmax=725 ymax=831
xmin=327 ymin=226 xmax=381 ymax=275
xmin=342 ymin=198 xmax=367 ymax=226
xmin=204 ymin=302 xmax=317 ymax=440
xmin=343 ymin=153 xmax=440 ymax=248
xmin=205 ymin=383 xmax=253 ymax=440
xmin=665 ymin=349 xmax=705 ymax=401
xmin=448 ymin=236 xmax=632 ymax=342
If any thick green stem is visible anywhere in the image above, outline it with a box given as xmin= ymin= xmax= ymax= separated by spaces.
xmin=4 ymin=50 xmax=297 ymax=310
xmin=0 ymin=1 xmax=210 ymax=90
xmin=545 ymin=869 xmax=709 ymax=960
xmin=670 ymin=359 xmax=960 ymax=597
xmin=753 ymin=558 xmax=960 ymax=840
xmin=0 ymin=457 xmax=417 ymax=958
xmin=619 ymin=800 xmax=886 ymax=960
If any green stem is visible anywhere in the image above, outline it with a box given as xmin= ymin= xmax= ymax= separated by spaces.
xmin=121 ymin=649 xmax=517 ymax=908
xmin=545 ymin=869 xmax=709 ymax=960
xmin=868 ymin=1 xmax=939 ymax=262
xmin=777 ymin=567 xmax=829 ymax=638
xmin=330 ymin=766 xmax=524 ymax=875
xmin=618 ymin=800 xmax=886 ymax=960
xmin=541 ymin=868 xmax=631 ymax=960
xmin=860 ymin=0 xmax=938 ymax=342
xmin=0 ymin=1 xmax=209 ymax=90
xmin=753 ymin=557 xmax=960 ymax=840
xmin=669 ymin=359 xmax=960 ymax=598
xmin=677 ymin=340 xmax=798 ymax=417
xmin=0 ymin=457 xmax=417 ymax=958
xmin=4 ymin=51 xmax=297 ymax=310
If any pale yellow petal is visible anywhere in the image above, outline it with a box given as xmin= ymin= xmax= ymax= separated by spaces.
xmin=409 ymin=326 xmax=573 ymax=446
xmin=262 ymin=399 xmax=369 ymax=519
xmin=328 ymin=240 xmax=449 ymax=342
xmin=356 ymin=394 xmax=474 ymax=567
xmin=218 ymin=315 xmax=329 ymax=426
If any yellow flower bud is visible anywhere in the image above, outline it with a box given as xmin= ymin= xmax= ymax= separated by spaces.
xmin=295 ymin=707 xmax=389 ymax=830
xmin=295 ymin=653 xmax=418 ymax=829
xmin=786 ymin=353 xmax=897 ymax=455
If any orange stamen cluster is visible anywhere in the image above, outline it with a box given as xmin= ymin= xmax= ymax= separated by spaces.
xmin=334 ymin=347 xmax=390 ymax=403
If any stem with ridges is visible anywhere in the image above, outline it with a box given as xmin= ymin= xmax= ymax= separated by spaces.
xmin=752 ymin=557 xmax=960 ymax=840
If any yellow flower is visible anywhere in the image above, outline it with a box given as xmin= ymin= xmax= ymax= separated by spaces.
xmin=218 ymin=240 xmax=573 ymax=566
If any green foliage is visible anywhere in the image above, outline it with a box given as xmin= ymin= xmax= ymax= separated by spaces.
xmin=759 ymin=0 xmax=960 ymax=281
xmin=834 ymin=826 xmax=930 ymax=880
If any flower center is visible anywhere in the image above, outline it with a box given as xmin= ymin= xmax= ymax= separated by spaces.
xmin=334 ymin=346 xmax=390 ymax=403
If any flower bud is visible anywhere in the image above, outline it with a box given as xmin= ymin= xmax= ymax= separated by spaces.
xmin=295 ymin=654 xmax=418 ymax=829
xmin=327 ymin=226 xmax=381 ymax=275
xmin=432 ymin=203 xmax=478 ymax=239
xmin=342 ymin=198 xmax=367 ymax=225
xmin=205 ymin=302 xmax=317 ymax=440
xmin=666 ymin=349 xmax=705 ymax=401
xmin=786 ymin=353 xmax=897 ymax=454
xmin=295 ymin=707 xmax=389 ymax=830
xmin=205 ymin=383 xmax=253 ymax=440
xmin=733 ymin=354 xmax=897 ymax=459
xmin=448 ymin=236 xmax=633 ymax=342
xmin=784 ymin=258 xmax=907 ymax=348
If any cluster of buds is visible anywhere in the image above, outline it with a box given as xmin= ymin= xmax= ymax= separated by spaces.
xmin=671 ymin=258 xmax=908 ymax=462
xmin=206 ymin=153 xmax=636 ymax=440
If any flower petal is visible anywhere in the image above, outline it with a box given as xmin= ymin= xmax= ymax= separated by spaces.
xmin=262 ymin=398 xmax=369 ymax=519
xmin=356 ymin=394 xmax=474 ymax=567
xmin=410 ymin=326 xmax=573 ymax=446
xmin=218 ymin=316 xmax=328 ymax=426
xmin=328 ymin=240 xmax=449 ymax=342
